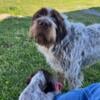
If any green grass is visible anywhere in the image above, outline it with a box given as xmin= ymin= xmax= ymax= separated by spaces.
xmin=0 ymin=17 xmax=51 ymax=100
xmin=0 ymin=0 xmax=100 ymax=16
xmin=0 ymin=1 xmax=100 ymax=100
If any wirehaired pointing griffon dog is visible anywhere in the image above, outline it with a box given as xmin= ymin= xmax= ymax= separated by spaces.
xmin=30 ymin=7 xmax=100 ymax=89
xmin=19 ymin=70 xmax=62 ymax=100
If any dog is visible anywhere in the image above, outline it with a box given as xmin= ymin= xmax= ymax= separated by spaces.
xmin=19 ymin=70 xmax=62 ymax=100
xmin=30 ymin=7 xmax=100 ymax=89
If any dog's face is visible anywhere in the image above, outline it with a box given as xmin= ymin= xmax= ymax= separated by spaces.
xmin=27 ymin=69 xmax=56 ymax=93
xmin=27 ymin=69 xmax=63 ymax=93
xmin=30 ymin=8 xmax=67 ymax=48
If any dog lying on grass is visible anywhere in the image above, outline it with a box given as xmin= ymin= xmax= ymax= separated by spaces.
xmin=19 ymin=70 xmax=63 ymax=100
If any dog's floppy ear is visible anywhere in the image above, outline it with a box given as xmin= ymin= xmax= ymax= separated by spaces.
xmin=51 ymin=9 xmax=67 ymax=43
xmin=51 ymin=9 xmax=64 ymax=25
xmin=32 ymin=8 xmax=48 ymax=21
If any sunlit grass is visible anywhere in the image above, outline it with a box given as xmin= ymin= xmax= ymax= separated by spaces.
xmin=0 ymin=0 xmax=100 ymax=15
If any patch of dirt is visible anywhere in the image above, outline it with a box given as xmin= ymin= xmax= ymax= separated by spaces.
xmin=0 ymin=14 xmax=24 ymax=20
xmin=0 ymin=14 xmax=12 ymax=20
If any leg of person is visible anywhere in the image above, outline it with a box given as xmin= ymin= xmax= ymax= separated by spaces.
xmin=55 ymin=83 xmax=100 ymax=100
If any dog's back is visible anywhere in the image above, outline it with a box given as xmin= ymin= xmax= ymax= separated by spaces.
xmin=81 ymin=24 xmax=100 ymax=67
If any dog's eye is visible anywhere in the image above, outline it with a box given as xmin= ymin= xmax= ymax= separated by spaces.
xmin=37 ymin=14 xmax=42 ymax=18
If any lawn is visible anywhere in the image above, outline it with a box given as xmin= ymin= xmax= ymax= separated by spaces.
xmin=0 ymin=0 xmax=100 ymax=15
xmin=0 ymin=0 xmax=100 ymax=100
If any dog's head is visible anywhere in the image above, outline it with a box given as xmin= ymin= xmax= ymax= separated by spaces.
xmin=30 ymin=8 xmax=67 ymax=48
xmin=27 ymin=69 xmax=56 ymax=93
xmin=27 ymin=69 xmax=64 ymax=93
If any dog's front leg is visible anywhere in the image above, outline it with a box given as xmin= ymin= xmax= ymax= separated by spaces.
xmin=65 ymin=62 xmax=83 ymax=90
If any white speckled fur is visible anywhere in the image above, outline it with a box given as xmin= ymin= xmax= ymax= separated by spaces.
xmin=30 ymin=8 xmax=100 ymax=89
xmin=36 ymin=14 xmax=100 ymax=89
xmin=19 ymin=71 xmax=55 ymax=100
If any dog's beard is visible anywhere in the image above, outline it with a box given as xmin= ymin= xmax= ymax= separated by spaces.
xmin=30 ymin=21 xmax=56 ymax=48
xmin=35 ymin=33 xmax=46 ymax=45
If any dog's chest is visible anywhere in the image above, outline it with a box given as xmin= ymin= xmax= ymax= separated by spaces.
xmin=37 ymin=45 xmax=64 ymax=73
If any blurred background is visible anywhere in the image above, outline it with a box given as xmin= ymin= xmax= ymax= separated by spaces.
xmin=0 ymin=0 xmax=100 ymax=16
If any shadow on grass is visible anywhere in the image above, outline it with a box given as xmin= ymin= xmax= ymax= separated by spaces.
xmin=0 ymin=7 xmax=100 ymax=100
xmin=0 ymin=16 xmax=31 ymax=34
xmin=65 ymin=7 xmax=100 ymax=25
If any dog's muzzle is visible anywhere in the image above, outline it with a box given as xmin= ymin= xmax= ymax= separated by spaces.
xmin=37 ymin=19 xmax=52 ymax=29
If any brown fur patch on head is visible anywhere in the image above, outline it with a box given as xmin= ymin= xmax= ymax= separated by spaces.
xmin=32 ymin=8 xmax=48 ymax=21
xmin=30 ymin=8 xmax=57 ymax=48
xmin=30 ymin=21 xmax=56 ymax=48
xmin=51 ymin=9 xmax=67 ymax=43
xmin=29 ymin=8 xmax=67 ymax=48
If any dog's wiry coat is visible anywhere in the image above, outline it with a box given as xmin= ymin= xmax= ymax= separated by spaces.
xmin=30 ymin=8 xmax=100 ymax=89
xmin=19 ymin=71 xmax=56 ymax=100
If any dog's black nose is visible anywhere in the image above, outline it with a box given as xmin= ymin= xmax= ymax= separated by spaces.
xmin=38 ymin=19 xmax=51 ymax=28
